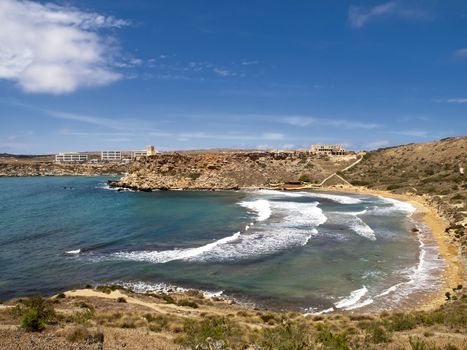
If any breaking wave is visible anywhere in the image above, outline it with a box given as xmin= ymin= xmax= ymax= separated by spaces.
xmin=239 ymin=199 xmax=271 ymax=221
xmin=103 ymin=198 xmax=327 ymax=264
xmin=334 ymin=286 xmax=369 ymax=309
xmin=347 ymin=216 xmax=376 ymax=240
xmin=256 ymin=189 xmax=362 ymax=204
xmin=367 ymin=197 xmax=416 ymax=216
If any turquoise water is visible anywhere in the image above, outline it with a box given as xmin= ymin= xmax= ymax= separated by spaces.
xmin=0 ymin=177 xmax=444 ymax=312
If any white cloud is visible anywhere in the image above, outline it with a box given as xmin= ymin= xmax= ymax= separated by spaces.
xmin=213 ymin=67 xmax=235 ymax=77
xmin=283 ymin=116 xmax=380 ymax=129
xmin=455 ymin=48 xmax=467 ymax=58
xmin=177 ymin=132 xmax=284 ymax=141
xmin=362 ymin=140 xmax=390 ymax=150
xmin=348 ymin=1 xmax=429 ymax=28
xmin=349 ymin=2 xmax=397 ymax=28
xmin=393 ymin=130 xmax=428 ymax=137
xmin=0 ymin=0 xmax=127 ymax=93
xmin=447 ymin=98 xmax=467 ymax=104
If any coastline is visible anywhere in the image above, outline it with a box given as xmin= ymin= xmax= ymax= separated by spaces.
xmin=312 ymin=184 xmax=463 ymax=312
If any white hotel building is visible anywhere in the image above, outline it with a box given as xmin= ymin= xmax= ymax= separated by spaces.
xmin=55 ymin=152 xmax=88 ymax=162
xmin=101 ymin=151 xmax=122 ymax=162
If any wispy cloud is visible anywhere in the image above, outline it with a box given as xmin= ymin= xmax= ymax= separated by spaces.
xmin=283 ymin=116 xmax=381 ymax=129
xmin=0 ymin=0 xmax=128 ymax=94
xmin=362 ymin=140 xmax=390 ymax=150
xmin=348 ymin=1 xmax=430 ymax=28
xmin=454 ymin=48 xmax=467 ymax=58
xmin=447 ymin=98 xmax=467 ymax=104
xmin=393 ymin=130 xmax=429 ymax=137
xmin=177 ymin=132 xmax=284 ymax=142
xmin=47 ymin=110 xmax=128 ymax=129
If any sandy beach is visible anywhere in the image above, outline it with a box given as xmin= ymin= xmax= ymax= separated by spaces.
xmin=310 ymin=184 xmax=464 ymax=312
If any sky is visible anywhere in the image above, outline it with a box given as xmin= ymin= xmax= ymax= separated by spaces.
xmin=0 ymin=0 xmax=466 ymax=154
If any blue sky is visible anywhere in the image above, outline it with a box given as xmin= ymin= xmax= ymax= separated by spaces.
xmin=0 ymin=0 xmax=466 ymax=154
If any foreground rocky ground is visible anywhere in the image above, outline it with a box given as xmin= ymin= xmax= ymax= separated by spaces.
xmin=0 ymin=285 xmax=465 ymax=350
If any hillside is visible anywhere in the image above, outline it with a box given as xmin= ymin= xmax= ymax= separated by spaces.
xmin=116 ymin=151 xmax=358 ymax=190
xmin=342 ymin=137 xmax=466 ymax=255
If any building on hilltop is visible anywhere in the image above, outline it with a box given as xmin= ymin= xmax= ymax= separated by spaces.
xmin=310 ymin=144 xmax=346 ymax=155
xmin=132 ymin=145 xmax=159 ymax=159
xmin=146 ymin=145 xmax=157 ymax=156
xmin=101 ymin=151 xmax=122 ymax=162
xmin=55 ymin=152 xmax=88 ymax=163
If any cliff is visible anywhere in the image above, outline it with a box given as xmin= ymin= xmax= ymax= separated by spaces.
xmin=0 ymin=160 xmax=128 ymax=177
xmin=115 ymin=151 xmax=359 ymax=190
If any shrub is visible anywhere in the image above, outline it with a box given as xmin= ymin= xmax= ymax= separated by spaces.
xmin=390 ymin=314 xmax=417 ymax=331
xmin=316 ymin=325 xmax=350 ymax=350
xmin=66 ymin=326 xmax=104 ymax=344
xmin=73 ymin=308 xmax=94 ymax=325
xmin=365 ymin=325 xmax=392 ymax=343
xmin=181 ymin=316 xmax=238 ymax=348
xmin=177 ymin=299 xmax=198 ymax=308
xmin=117 ymin=297 xmax=127 ymax=303
xmin=188 ymin=172 xmax=201 ymax=181
xmin=161 ymin=294 xmax=176 ymax=304
xmin=260 ymin=321 xmax=309 ymax=350
xmin=298 ymin=174 xmax=311 ymax=183
xmin=20 ymin=295 xmax=55 ymax=332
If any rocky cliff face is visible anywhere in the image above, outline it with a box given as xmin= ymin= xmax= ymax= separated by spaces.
xmin=0 ymin=161 xmax=128 ymax=177
xmin=116 ymin=151 xmax=358 ymax=190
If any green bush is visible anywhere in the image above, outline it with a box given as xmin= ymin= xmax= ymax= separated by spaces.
xmin=188 ymin=172 xmax=201 ymax=181
xmin=390 ymin=314 xmax=417 ymax=331
xmin=177 ymin=299 xmax=198 ymax=308
xmin=260 ymin=321 xmax=309 ymax=350
xmin=316 ymin=325 xmax=350 ymax=350
xmin=20 ymin=295 xmax=55 ymax=332
xmin=365 ymin=325 xmax=392 ymax=343
xmin=298 ymin=174 xmax=311 ymax=183
xmin=182 ymin=316 xmax=238 ymax=347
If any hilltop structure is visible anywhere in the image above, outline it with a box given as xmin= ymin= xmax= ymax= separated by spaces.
xmin=55 ymin=152 xmax=88 ymax=163
xmin=311 ymin=144 xmax=346 ymax=155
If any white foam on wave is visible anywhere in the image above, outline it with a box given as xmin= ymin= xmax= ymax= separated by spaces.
xmin=239 ymin=199 xmax=271 ymax=221
xmin=368 ymin=196 xmax=416 ymax=216
xmin=256 ymin=189 xmax=362 ymax=204
xmin=347 ymin=216 xmax=376 ymax=240
xmin=334 ymin=286 xmax=368 ymax=309
xmin=65 ymin=249 xmax=81 ymax=255
xmin=307 ymin=192 xmax=362 ymax=204
xmin=107 ymin=199 xmax=327 ymax=264
xmin=113 ymin=232 xmax=241 ymax=264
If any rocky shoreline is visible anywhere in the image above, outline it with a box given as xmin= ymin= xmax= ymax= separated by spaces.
xmin=0 ymin=161 xmax=128 ymax=177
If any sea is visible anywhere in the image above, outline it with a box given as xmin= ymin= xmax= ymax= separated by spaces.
xmin=0 ymin=176 xmax=446 ymax=313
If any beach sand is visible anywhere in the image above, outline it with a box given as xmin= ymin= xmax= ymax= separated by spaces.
xmin=310 ymin=184 xmax=464 ymax=312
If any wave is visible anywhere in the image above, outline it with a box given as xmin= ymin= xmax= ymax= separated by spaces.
xmin=239 ymin=199 xmax=271 ymax=221
xmin=347 ymin=216 xmax=376 ymax=240
xmin=104 ymin=200 xmax=326 ymax=264
xmin=112 ymin=232 xmax=241 ymax=264
xmin=307 ymin=192 xmax=362 ymax=204
xmin=334 ymin=286 xmax=368 ymax=309
xmin=65 ymin=249 xmax=81 ymax=255
xmin=256 ymin=189 xmax=362 ymax=204
xmin=367 ymin=197 xmax=416 ymax=216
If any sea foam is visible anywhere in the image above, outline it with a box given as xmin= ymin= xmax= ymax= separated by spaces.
xmin=107 ymin=195 xmax=327 ymax=264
